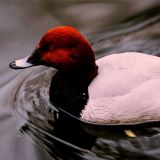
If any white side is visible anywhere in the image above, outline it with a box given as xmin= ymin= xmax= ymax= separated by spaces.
xmin=81 ymin=52 xmax=160 ymax=124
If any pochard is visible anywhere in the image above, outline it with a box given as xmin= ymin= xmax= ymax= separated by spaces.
xmin=9 ymin=26 xmax=160 ymax=125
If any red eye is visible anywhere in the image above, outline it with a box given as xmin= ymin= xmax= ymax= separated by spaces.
xmin=50 ymin=45 xmax=54 ymax=50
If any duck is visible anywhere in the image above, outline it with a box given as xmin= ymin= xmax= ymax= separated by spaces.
xmin=9 ymin=26 xmax=160 ymax=125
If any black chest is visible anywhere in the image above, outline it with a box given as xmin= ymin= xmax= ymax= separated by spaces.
xmin=49 ymin=73 xmax=89 ymax=117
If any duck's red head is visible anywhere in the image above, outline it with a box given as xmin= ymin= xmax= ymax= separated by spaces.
xmin=10 ymin=26 xmax=97 ymax=82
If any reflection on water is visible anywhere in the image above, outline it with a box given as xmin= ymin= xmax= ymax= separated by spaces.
xmin=0 ymin=1 xmax=160 ymax=160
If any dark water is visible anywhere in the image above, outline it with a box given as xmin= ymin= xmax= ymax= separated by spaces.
xmin=1 ymin=1 xmax=160 ymax=160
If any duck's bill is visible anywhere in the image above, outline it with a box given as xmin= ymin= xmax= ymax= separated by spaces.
xmin=9 ymin=56 xmax=34 ymax=69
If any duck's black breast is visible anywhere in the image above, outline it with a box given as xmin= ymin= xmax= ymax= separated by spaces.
xmin=49 ymin=72 xmax=97 ymax=149
xmin=49 ymin=72 xmax=89 ymax=118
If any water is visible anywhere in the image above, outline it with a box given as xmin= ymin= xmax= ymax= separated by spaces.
xmin=1 ymin=1 xmax=160 ymax=159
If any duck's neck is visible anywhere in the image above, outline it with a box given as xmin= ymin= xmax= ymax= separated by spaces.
xmin=49 ymin=64 xmax=98 ymax=117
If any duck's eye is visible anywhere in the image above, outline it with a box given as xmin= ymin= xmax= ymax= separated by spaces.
xmin=50 ymin=45 xmax=54 ymax=50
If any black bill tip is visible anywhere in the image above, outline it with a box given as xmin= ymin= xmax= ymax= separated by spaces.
xmin=9 ymin=61 xmax=17 ymax=69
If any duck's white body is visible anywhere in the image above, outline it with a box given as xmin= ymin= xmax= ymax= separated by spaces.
xmin=81 ymin=52 xmax=160 ymax=124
